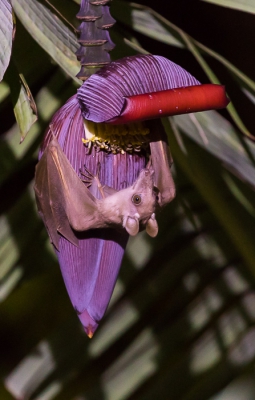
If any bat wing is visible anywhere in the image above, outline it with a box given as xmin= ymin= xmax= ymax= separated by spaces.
xmin=34 ymin=146 xmax=64 ymax=249
xmin=34 ymin=136 xmax=99 ymax=250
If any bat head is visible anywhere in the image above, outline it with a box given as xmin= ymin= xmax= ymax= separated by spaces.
xmin=98 ymin=167 xmax=159 ymax=237
xmin=122 ymin=167 xmax=159 ymax=237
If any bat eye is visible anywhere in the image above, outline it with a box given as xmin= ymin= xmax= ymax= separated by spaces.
xmin=132 ymin=194 xmax=142 ymax=205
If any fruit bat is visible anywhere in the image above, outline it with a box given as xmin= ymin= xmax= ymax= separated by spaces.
xmin=34 ymin=120 xmax=175 ymax=250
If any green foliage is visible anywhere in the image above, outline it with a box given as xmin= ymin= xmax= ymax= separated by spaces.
xmin=0 ymin=0 xmax=13 ymax=82
xmin=201 ymin=0 xmax=255 ymax=14
xmin=1 ymin=1 xmax=255 ymax=399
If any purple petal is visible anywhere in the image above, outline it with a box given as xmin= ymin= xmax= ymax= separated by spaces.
xmin=77 ymin=54 xmax=200 ymax=122
xmin=95 ymin=6 xmax=116 ymax=29
xmin=41 ymin=95 xmax=146 ymax=336
xmin=76 ymin=0 xmax=102 ymax=20
xmin=58 ymin=228 xmax=128 ymax=337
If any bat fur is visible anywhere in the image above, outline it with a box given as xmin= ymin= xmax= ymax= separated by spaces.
xmin=34 ymin=136 xmax=160 ymax=250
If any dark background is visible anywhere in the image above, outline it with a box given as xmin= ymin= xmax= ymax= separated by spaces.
xmin=131 ymin=0 xmax=255 ymax=78
xmin=121 ymin=0 xmax=255 ymax=134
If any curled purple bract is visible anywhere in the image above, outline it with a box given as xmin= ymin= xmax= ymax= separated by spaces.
xmin=77 ymin=54 xmax=200 ymax=122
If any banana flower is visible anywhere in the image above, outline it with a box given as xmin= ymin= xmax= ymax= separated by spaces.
xmin=36 ymin=54 xmax=228 ymax=337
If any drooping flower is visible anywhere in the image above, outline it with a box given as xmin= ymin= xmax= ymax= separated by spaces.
xmin=39 ymin=95 xmax=147 ymax=338
xmin=36 ymin=54 xmax=229 ymax=337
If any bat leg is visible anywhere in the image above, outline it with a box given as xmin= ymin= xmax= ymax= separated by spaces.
xmin=34 ymin=138 xmax=80 ymax=249
xmin=147 ymin=119 xmax=176 ymax=207
xmin=145 ymin=155 xmax=152 ymax=169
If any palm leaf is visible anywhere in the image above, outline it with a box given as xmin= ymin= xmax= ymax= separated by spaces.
xmin=200 ymin=0 xmax=255 ymax=14
xmin=0 ymin=0 xmax=13 ymax=82
xmin=112 ymin=1 xmax=255 ymax=138
xmin=12 ymin=0 xmax=80 ymax=83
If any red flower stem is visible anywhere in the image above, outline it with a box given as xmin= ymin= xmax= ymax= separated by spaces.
xmin=107 ymin=84 xmax=229 ymax=124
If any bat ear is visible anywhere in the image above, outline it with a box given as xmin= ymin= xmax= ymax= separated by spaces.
xmin=146 ymin=214 xmax=158 ymax=237
xmin=123 ymin=216 xmax=140 ymax=236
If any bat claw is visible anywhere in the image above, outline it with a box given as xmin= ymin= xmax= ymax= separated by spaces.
xmin=80 ymin=163 xmax=105 ymax=198
xmin=80 ymin=162 xmax=101 ymax=181
xmin=95 ymin=162 xmax=101 ymax=178
xmin=80 ymin=165 xmax=95 ymax=187
xmin=80 ymin=165 xmax=94 ymax=177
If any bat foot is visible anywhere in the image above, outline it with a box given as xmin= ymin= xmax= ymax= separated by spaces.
xmin=146 ymin=155 xmax=152 ymax=169
xmin=80 ymin=163 xmax=102 ymax=185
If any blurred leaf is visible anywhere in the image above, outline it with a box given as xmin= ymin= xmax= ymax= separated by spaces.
xmin=164 ymin=117 xmax=255 ymax=274
xmin=174 ymin=30 xmax=254 ymax=139
xmin=0 ymin=69 xmax=76 ymax=298
xmin=193 ymin=40 xmax=255 ymax=93
xmin=0 ymin=0 xmax=13 ymax=82
xmin=111 ymin=29 xmax=147 ymax=59
xmin=114 ymin=1 xmax=255 ymax=138
xmin=0 ymin=68 xmax=75 ymax=182
xmin=122 ymin=37 xmax=149 ymax=55
xmin=112 ymin=1 xmax=183 ymax=48
xmin=201 ymin=0 xmax=255 ymax=14
xmin=12 ymin=0 xmax=80 ymax=83
xmin=243 ymin=88 xmax=255 ymax=105
xmin=8 ymin=70 xmax=37 ymax=142
xmin=14 ymin=73 xmax=37 ymax=142
xmin=114 ymin=1 xmax=255 ymax=91
xmin=0 ymin=81 xmax=10 ymax=102
xmin=173 ymin=111 xmax=255 ymax=189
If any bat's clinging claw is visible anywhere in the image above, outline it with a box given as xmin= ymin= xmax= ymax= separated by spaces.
xmin=80 ymin=165 xmax=95 ymax=187
xmin=80 ymin=163 xmax=106 ymax=198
